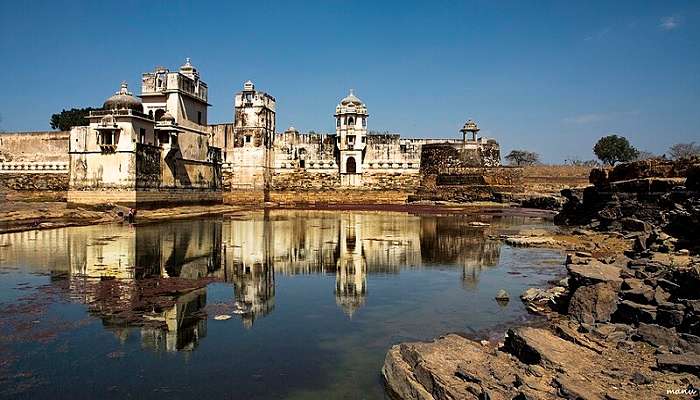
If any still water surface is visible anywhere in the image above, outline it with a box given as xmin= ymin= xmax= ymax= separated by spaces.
xmin=0 ymin=209 xmax=563 ymax=399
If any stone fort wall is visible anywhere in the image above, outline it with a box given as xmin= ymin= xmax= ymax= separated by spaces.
xmin=1 ymin=129 xmax=512 ymax=204
xmin=0 ymin=131 xmax=69 ymax=162
xmin=0 ymin=131 xmax=70 ymax=192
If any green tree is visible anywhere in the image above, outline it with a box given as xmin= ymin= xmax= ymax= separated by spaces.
xmin=50 ymin=107 xmax=97 ymax=131
xmin=593 ymin=135 xmax=639 ymax=166
xmin=505 ymin=150 xmax=540 ymax=166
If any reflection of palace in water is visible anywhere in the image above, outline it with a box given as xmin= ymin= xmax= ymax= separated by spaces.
xmin=0 ymin=210 xmax=518 ymax=350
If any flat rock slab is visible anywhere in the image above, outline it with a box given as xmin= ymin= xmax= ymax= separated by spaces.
xmin=382 ymin=334 xmax=554 ymax=400
xmin=505 ymin=327 xmax=597 ymax=368
xmin=567 ymin=260 xmax=623 ymax=288
xmin=504 ymin=236 xmax=559 ymax=247
xmin=382 ymin=326 xmax=700 ymax=400
xmin=656 ymin=353 xmax=700 ymax=374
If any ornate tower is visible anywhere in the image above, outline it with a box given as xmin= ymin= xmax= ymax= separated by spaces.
xmin=335 ymin=90 xmax=368 ymax=186
xmin=234 ymin=80 xmax=276 ymax=149
xmin=141 ymin=58 xmax=209 ymax=127
xmin=229 ymin=81 xmax=277 ymax=195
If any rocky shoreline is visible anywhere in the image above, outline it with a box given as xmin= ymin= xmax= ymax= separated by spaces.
xmin=383 ymin=158 xmax=700 ymax=400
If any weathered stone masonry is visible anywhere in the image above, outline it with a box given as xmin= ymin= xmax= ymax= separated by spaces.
xmin=0 ymin=131 xmax=70 ymax=192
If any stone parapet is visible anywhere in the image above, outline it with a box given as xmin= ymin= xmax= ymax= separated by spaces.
xmin=0 ymin=162 xmax=69 ymax=173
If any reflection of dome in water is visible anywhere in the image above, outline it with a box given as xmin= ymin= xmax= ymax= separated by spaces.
xmin=335 ymin=257 xmax=367 ymax=318
xmin=232 ymin=264 xmax=276 ymax=329
xmin=336 ymin=294 xmax=366 ymax=318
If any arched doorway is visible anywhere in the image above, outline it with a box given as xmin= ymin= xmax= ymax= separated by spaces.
xmin=346 ymin=157 xmax=357 ymax=174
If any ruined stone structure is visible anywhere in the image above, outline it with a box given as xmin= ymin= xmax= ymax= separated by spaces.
xmin=67 ymin=59 xmax=222 ymax=206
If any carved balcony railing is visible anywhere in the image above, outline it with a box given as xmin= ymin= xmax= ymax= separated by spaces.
xmin=89 ymin=109 xmax=152 ymax=119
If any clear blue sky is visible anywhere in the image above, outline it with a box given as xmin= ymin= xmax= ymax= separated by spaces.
xmin=1 ymin=0 xmax=698 ymax=162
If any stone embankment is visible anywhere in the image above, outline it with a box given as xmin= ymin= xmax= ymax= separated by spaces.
xmin=0 ymin=201 xmax=253 ymax=234
xmin=383 ymin=158 xmax=700 ymax=400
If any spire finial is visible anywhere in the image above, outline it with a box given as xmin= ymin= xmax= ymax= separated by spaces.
xmin=118 ymin=81 xmax=129 ymax=95
xmin=350 ymin=88 xmax=355 ymax=95
xmin=185 ymin=57 xmax=191 ymax=66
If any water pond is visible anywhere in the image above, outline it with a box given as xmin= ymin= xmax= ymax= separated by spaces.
xmin=0 ymin=209 xmax=564 ymax=399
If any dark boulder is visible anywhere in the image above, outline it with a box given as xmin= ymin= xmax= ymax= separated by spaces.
xmin=687 ymin=164 xmax=700 ymax=191
xmin=568 ymin=283 xmax=619 ymax=324
xmin=620 ymin=217 xmax=652 ymax=233
xmin=635 ymin=323 xmax=679 ymax=348
xmin=657 ymin=304 xmax=685 ymax=328
xmin=589 ymin=168 xmax=609 ymax=188
xmin=614 ymin=300 xmax=657 ymax=325
xmin=520 ymin=196 xmax=561 ymax=211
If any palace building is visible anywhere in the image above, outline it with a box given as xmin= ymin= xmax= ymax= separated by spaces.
xmin=67 ymin=59 xmax=222 ymax=206
xmin=1 ymin=58 xmax=504 ymax=206
xmin=210 ymin=80 xmax=502 ymax=201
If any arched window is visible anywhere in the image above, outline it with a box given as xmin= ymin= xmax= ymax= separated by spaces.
xmin=362 ymin=117 xmax=366 ymax=127
xmin=347 ymin=116 xmax=355 ymax=126
xmin=346 ymin=156 xmax=357 ymax=174
xmin=337 ymin=118 xmax=340 ymax=127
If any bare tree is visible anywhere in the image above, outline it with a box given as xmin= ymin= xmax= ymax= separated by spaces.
xmin=669 ymin=142 xmax=700 ymax=160
xmin=566 ymin=159 xmax=600 ymax=167
xmin=634 ymin=150 xmax=657 ymax=161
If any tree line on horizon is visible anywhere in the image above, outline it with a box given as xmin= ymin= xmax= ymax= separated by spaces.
xmin=506 ymin=135 xmax=700 ymax=167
